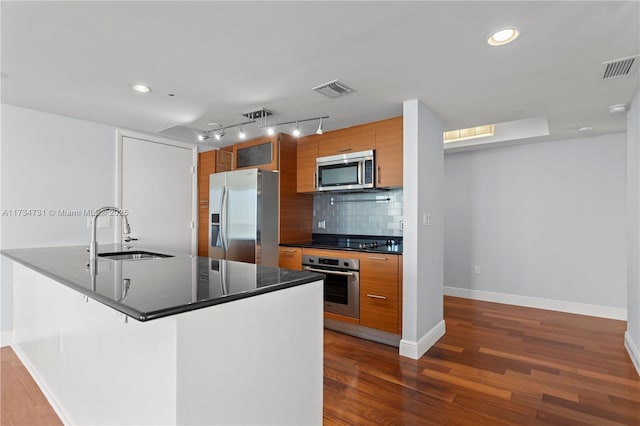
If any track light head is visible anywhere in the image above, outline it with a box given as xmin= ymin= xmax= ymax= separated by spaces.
xmin=316 ymin=118 xmax=324 ymax=135
xmin=238 ymin=125 xmax=246 ymax=139
xmin=292 ymin=122 xmax=301 ymax=137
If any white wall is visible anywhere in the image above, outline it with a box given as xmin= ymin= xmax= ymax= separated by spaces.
xmin=1 ymin=104 xmax=117 ymax=343
xmin=627 ymin=90 xmax=640 ymax=375
xmin=401 ymin=99 xmax=445 ymax=359
xmin=444 ymin=133 xmax=627 ymax=315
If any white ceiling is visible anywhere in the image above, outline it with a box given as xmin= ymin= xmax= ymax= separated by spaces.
xmin=2 ymin=1 xmax=639 ymax=149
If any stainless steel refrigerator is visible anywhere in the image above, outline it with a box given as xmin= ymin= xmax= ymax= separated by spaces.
xmin=209 ymin=168 xmax=279 ymax=266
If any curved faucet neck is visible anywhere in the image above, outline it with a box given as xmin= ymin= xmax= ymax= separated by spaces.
xmin=89 ymin=206 xmax=130 ymax=261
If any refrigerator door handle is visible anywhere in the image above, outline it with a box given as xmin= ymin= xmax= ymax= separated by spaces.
xmin=220 ymin=185 xmax=229 ymax=253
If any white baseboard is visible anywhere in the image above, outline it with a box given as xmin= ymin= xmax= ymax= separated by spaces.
xmin=11 ymin=344 xmax=71 ymax=425
xmin=399 ymin=320 xmax=446 ymax=360
xmin=625 ymin=332 xmax=640 ymax=377
xmin=443 ymin=286 xmax=627 ymax=321
xmin=1 ymin=330 xmax=13 ymax=347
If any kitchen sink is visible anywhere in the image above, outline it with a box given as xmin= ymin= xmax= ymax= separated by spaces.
xmin=97 ymin=251 xmax=174 ymax=261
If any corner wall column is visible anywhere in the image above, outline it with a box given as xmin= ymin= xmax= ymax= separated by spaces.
xmin=400 ymin=99 xmax=445 ymax=359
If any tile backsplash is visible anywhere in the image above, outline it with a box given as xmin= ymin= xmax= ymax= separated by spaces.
xmin=313 ymin=189 xmax=403 ymax=236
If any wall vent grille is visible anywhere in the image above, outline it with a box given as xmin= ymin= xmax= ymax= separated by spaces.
xmin=312 ymin=79 xmax=355 ymax=98
xmin=602 ymin=55 xmax=639 ymax=79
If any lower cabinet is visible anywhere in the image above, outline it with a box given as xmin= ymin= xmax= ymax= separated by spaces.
xmin=290 ymin=247 xmax=402 ymax=334
xmin=359 ymin=254 xmax=400 ymax=334
xmin=278 ymin=246 xmax=302 ymax=270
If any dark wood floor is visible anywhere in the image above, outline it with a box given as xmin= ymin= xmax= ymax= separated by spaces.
xmin=2 ymin=296 xmax=639 ymax=425
xmin=325 ymin=296 xmax=640 ymax=425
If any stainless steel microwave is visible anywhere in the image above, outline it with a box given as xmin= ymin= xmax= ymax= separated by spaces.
xmin=316 ymin=150 xmax=375 ymax=191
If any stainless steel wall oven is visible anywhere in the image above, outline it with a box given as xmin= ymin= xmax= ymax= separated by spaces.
xmin=302 ymin=254 xmax=359 ymax=319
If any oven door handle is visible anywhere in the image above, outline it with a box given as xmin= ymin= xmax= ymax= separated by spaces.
xmin=303 ymin=266 xmax=355 ymax=277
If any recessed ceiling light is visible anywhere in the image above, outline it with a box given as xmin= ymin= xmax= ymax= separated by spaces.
xmin=132 ymin=84 xmax=151 ymax=93
xmin=488 ymin=27 xmax=520 ymax=46
xmin=609 ymin=104 xmax=628 ymax=114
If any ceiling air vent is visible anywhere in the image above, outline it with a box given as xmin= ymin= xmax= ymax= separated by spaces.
xmin=602 ymin=55 xmax=639 ymax=80
xmin=312 ymin=79 xmax=355 ymax=99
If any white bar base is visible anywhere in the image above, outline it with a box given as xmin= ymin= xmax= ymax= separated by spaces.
xmin=12 ymin=262 xmax=323 ymax=425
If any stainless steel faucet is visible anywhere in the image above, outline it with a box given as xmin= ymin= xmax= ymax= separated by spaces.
xmin=89 ymin=206 xmax=131 ymax=260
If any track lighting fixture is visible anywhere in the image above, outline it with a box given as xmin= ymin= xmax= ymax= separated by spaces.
xmin=292 ymin=122 xmax=301 ymax=137
xmin=199 ymin=111 xmax=329 ymax=143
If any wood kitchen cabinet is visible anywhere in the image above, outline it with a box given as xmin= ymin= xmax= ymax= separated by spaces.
xmin=317 ymin=123 xmax=375 ymax=157
xmin=374 ymin=116 xmax=403 ymax=188
xmin=197 ymin=150 xmax=217 ymax=257
xmin=359 ymin=253 xmax=400 ymax=334
xmin=296 ymin=134 xmax=319 ymax=193
xmin=278 ymin=246 xmax=303 ymax=270
xmin=232 ymin=135 xmax=278 ymax=171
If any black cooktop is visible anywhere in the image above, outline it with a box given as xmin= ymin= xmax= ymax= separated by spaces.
xmin=284 ymin=234 xmax=402 ymax=254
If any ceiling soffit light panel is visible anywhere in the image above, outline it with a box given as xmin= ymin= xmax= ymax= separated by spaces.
xmin=312 ymin=79 xmax=355 ymax=98
xmin=487 ymin=27 xmax=520 ymax=46
xmin=444 ymin=116 xmax=549 ymax=152
xmin=444 ymin=125 xmax=495 ymax=143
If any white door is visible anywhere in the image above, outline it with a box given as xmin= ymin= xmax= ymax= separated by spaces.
xmin=121 ymin=136 xmax=195 ymax=254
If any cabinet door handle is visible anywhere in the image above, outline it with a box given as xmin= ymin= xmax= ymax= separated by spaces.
xmin=366 ymin=256 xmax=388 ymax=261
xmin=377 ymin=165 xmax=381 ymax=184
xmin=367 ymin=294 xmax=387 ymax=300
xmin=281 ymin=249 xmax=297 ymax=253
xmin=313 ymin=172 xmax=317 ymax=189
xmin=338 ymin=148 xmax=352 ymax=153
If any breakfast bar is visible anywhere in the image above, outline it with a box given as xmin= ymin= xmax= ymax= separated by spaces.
xmin=2 ymin=245 xmax=325 ymax=425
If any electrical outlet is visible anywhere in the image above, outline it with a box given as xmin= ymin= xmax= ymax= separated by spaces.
xmin=318 ymin=220 xmax=326 ymax=229
xmin=474 ymin=265 xmax=481 ymax=275
xmin=422 ymin=212 xmax=431 ymax=227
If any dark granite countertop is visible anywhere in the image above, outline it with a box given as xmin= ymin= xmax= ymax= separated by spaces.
xmin=2 ymin=245 xmax=324 ymax=322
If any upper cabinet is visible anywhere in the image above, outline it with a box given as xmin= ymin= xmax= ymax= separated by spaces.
xmin=216 ymin=149 xmax=233 ymax=172
xmin=374 ymin=117 xmax=403 ymax=188
xmin=317 ymin=123 xmax=375 ymax=157
xmin=296 ymin=116 xmax=403 ymax=193
xmin=297 ymin=134 xmax=320 ymax=193
xmin=232 ymin=136 xmax=278 ymax=171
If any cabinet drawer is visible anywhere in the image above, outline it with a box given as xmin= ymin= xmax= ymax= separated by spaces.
xmin=278 ymin=247 xmax=302 ymax=271
xmin=359 ymin=254 xmax=398 ymax=284
xmin=359 ymin=284 xmax=399 ymax=333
